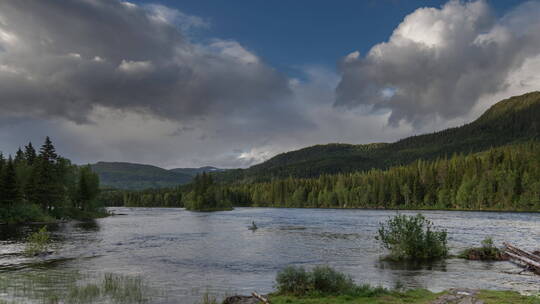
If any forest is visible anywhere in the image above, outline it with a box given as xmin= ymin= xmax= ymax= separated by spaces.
xmin=102 ymin=142 xmax=540 ymax=211
xmin=0 ymin=137 xmax=103 ymax=223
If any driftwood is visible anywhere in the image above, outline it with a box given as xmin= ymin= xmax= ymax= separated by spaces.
xmin=503 ymin=242 xmax=540 ymax=274
xmin=251 ymin=292 xmax=270 ymax=304
xmin=504 ymin=242 xmax=540 ymax=263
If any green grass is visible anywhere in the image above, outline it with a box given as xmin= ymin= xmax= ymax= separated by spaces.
xmin=269 ymin=289 xmax=440 ymax=304
xmin=476 ymin=290 xmax=540 ymax=304
xmin=269 ymin=289 xmax=540 ymax=304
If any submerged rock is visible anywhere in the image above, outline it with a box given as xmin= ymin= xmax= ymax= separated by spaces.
xmin=222 ymin=295 xmax=261 ymax=304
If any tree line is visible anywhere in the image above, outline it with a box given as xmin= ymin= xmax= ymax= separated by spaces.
xmin=100 ymin=142 xmax=540 ymax=211
xmin=0 ymin=137 xmax=102 ymax=223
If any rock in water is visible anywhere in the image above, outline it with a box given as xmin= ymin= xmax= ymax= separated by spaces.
xmin=222 ymin=295 xmax=260 ymax=304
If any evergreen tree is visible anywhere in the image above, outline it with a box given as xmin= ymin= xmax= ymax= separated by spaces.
xmin=14 ymin=148 xmax=25 ymax=165
xmin=2 ymin=157 xmax=20 ymax=206
xmin=24 ymin=142 xmax=37 ymax=165
xmin=34 ymin=137 xmax=62 ymax=211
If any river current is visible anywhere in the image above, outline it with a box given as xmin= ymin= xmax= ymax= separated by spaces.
xmin=1 ymin=207 xmax=539 ymax=303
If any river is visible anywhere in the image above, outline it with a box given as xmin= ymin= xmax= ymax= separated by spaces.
xmin=1 ymin=207 xmax=539 ymax=303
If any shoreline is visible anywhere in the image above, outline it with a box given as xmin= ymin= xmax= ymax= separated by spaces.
xmin=105 ymin=205 xmax=540 ymax=214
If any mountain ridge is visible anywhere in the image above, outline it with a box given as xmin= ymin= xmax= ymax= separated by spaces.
xmin=216 ymin=91 xmax=540 ymax=182
xmin=91 ymin=162 xmax=224 ymax=190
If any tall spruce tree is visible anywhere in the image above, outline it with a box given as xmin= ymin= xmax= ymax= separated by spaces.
xmin=34 ymin=137 xmax=62 ymax=211
xmin=14 ymin=148 xmax=25 ymax=165
xmin=24 ymin=142 xmax=37 ymax=165
xmin=0 ymin=153 xmax=5 ymax=201
xmin=2 ymin=157 xmax=20 ymax=206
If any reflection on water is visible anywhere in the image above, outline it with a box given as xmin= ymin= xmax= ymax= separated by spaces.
xmin=1 ymin=207 xmax=540 ymax=303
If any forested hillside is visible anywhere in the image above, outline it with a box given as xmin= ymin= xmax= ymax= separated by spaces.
xmin=99 ymin=92 xmax=540 ymax=211
xmin=91 ymin=162 xmax=193 ymax=190
xmin=103 ymin=142 xmax=540 ymax=211
xmin=91 ymin=163 xmax=224 ymax=190
xmin=0 ymin=137 xmax=103 ymax=223
xmin=169 ymin=166 xmax=225 ymax=177
xmin=217 ymin=92 xmax=540 ymax=182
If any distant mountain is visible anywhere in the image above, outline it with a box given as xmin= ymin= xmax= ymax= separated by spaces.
xmin=91 ymin=162 xmax=226 ymax=190
xmin=169 ymin=166 xmax=225 ymax=177
xmin=216 ymin=91 xmax=540 ymax=182
xmin=91 ymin=162 xmax=192 ymax=190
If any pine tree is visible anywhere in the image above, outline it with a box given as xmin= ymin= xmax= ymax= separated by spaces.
xmin=0 ymin=153 xmax=5 ymax=201
xmin=2 ymin=157 xmax=20 ymax=206
xmin=14 ymin=148 xmax=25 ymax=165
xmin=34 ymin=137 xmax=62 ymax=211
xmin=40 ymin=137 xmax=58 ymax=164
xmin=24 ymin=142 xmax=37 ymax=165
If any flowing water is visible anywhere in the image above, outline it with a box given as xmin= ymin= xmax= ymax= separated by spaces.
xmin=1 ymin=207 xmax=539 ymax=303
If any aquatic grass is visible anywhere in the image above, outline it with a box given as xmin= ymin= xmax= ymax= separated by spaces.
xmin=0 ymin=271 xmax=152 ymax=304
xmin=23 ymin=226 xmax=51 ymax=256
xmin=198 ymin=292 xmax=219 ymax=304
xmin=102 ymin=273 xmax=149 ymax=303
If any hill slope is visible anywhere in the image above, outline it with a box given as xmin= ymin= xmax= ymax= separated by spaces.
xmin=218 ymin=91 xmax=540 ymax=182
xmin=169 ymin=166 xmax=225 ymax=177
xmin=91 ymin=162 xmax=193 ymax=190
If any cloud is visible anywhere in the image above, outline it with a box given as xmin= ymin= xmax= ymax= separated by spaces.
xmin=2 ymin=0 xmax=540 ymax=169
xmin=336 ymin=0 xmax=540 ymax=126
xmin=144 ymin=4 xmax=210 ymax=32
xmin=0 ymin=0 xmax=294 ymax=124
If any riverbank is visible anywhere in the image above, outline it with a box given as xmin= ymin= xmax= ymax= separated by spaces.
xmin=225 ymin=289 xmax=539 ymax=304
xmin=0 ymin=208 xmax=111 ymax=225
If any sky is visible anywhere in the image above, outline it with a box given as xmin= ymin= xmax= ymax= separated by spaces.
xmin=0 ymin=0 xmax=539 ymax=169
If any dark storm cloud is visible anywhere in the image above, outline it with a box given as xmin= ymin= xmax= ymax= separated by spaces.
xmin=336 ymin=0 xmax=540 ymax=126
xmin=0 ymin=0 xmax=292 ymax=123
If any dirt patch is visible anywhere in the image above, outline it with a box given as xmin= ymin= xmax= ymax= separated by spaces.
xmin=431 ymin=289 xmax=484 ymax=304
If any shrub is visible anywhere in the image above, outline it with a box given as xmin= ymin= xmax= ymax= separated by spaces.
xmin=275 ymin=266 xmax=312 ymax=295
xmin=24 ymin=226 xmax=51 ymax=256
xmin=311 ymin=266 xmax=355 ymax=295
xmin=275 ymin=266 xmax=388 ymax=297
xmin=0 ymin=204 xmax=52 ymax=224
xmin=376 ymin=214 xmax=448 ymax=260
xmin=460 ymin=237 xmax=507 ymax=261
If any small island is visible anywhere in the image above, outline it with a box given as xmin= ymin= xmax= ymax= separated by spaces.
xmin=184 ymin=172 xmax=233 ymax=212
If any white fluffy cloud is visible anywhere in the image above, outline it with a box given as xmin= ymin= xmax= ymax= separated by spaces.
xmin=336 ymin=0 xmax=540 ymax=126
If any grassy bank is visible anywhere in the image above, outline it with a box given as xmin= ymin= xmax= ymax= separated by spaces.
xmin=268 ymin=289 xmax=540 ymax=304
xmin=249 ymin=266 xmax=540 ymax=304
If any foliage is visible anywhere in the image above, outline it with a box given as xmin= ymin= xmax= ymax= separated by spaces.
xmin=376 ymin=214 xmax=448 ymax=260
xmin=275 ymin=266 xmax=313 ymax=295
xmin=275 ymin=266 xmax=386 ymax=297
xmin=0 ymin=137 xmax=103 ymax=224
xmin=24 ymin=226 xmax=51 ymax=256
xmin=460 ymin=237 xmax=507 ymax=261
xmin=184 ymin=173 xmax=233 ymax=211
